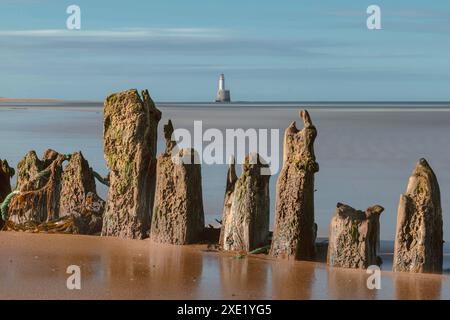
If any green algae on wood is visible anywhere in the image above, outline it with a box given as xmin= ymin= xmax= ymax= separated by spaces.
xmin=0 ymin=158 xmax=14 ymax=204
xmin=101 ymin=89 xmax=161 ymax=239
xmin=220 ymin=153 xmax=270 ymax=252
xmin=327 ymin=203 xmax=384 ymax=269
xmin=6 ymin=150 xmax=105 ymax=235
xmin=150 ymin=119 xmax=205 ymax=245
xmin=270 ymin=110 xmax=319 ymax=261
xmin=393 ymin=158 xmax=443 ymax=273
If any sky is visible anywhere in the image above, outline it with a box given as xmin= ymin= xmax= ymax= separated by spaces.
xmin=0 ymin=0 xmax=449 ymax=101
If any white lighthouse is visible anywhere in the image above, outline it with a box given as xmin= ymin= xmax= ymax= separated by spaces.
xmin=215 ymin=73 xmax=231 ymax=102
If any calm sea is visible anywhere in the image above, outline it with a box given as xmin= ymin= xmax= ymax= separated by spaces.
xmin=1 ymin=101 xmax=450 ymax=268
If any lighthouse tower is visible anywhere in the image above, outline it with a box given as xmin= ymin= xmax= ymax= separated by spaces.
xmin=218 ymin=74 xmax=225 ymax=91
xmin=215 ymin=73 xmax=231 ymax=102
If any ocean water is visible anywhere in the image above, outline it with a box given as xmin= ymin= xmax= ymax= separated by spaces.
xmin=1 ymin=102 xmax=450 ymax=248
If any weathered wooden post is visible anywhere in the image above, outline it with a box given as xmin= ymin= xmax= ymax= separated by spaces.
xmin=60 ymin=152 xmax=105 ymax=234
xmin=327 ymin=203 xmax=384 ymax=269
xmin=219 ymin=153 xmax=270 ymax=252
xmin=219 ymin=155 xmax=238 ymax=247
xmin=0 ymin=158 xmax=14 ymax=229
xmin=150 ymin=120 xmax=205 ymax=245
xmin=393 ymin=158 xmax=443 ymax=273
xmin=270 ymin=110 xmax=319 ymax=260
xmin=8 ymin=150 xmax=66 ymax=224
xmin=101 ymin=89 xmax=161 ymax=239
xmin=6 ymin=150 xmax=105 ymax=234
xmin=0 ymin=159 xmax=14 ymax=203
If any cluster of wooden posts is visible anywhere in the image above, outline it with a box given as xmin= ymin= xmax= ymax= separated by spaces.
xmin=0 ymin=88 xmax=443 ymax=274
xmin=217 ymin=107 xmax=443 ymax=274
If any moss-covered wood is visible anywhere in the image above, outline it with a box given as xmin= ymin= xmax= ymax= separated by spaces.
xmin=219 ymin=154 xmax=270 ymax=252
xmin=0 ymin=159 xmax=14 ymax=203
xmin=327 ymin=203 xmax=384 ymax=269
xmin=270 ymin=110 xmax=319 ymax=260
xmin=0 ymin=158 xmax=15 ymax=229
xmin=393 ymin=158 xmax=443 ymax=273
xmin=60 ymin=152 xmax=105 ymax=234
xmin=101 ymin=89 xmax=161 ymax=239
xmin=8 ymin=150 xmax=66 ymax=225
xmin=6 ymin=150 xmax=105 ymax=235
xmin=150 ymin=120 xmax=205 ymax=245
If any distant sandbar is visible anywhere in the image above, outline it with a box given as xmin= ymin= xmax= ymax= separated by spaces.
xmin=0 ymin=98 xmax=62 ymax=103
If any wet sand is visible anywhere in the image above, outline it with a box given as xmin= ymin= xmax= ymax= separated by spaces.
xmin=0 ymin=232 xmax=449 ymax=300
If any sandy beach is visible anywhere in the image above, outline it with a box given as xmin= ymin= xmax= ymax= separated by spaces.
xmin=0 ymin=231 xmax=448 ymax=300
xmin=0 ymin=98 xmax=62 ymax=103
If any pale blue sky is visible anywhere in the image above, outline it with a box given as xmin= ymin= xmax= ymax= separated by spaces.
xmin=0 ymin=0 xmax=449 ymax=101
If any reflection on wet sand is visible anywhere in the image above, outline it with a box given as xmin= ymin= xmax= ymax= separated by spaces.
xmin=271 ymin=261 xmax=316 ymax=299
xmin=0 ymin=232 xmax=449 ymax=299
xmin=327 ymin=267 xmax=378 ymax=300
xmin=219 ymin=255 xmax=270 ymax=299
xmin=1 ymin=252 xmax=103 ymax=299
xmin=0 ymin=232 xmax=206 ymax=299
xmin=394 ymin=273 xmax=442 ymax=300
xmin=89 ymin=241 xmax=206 ymax=299
xmin=146 ymin=244 xmax=203 ymax=299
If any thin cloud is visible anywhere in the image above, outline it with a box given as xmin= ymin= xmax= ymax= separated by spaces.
xmin=0 ymin=27 xmax=351 ymax=58
xmin=329 ymin=8 xmax=450 ymax=19
xmin=0 ymin=28 xmax=226 ymax=39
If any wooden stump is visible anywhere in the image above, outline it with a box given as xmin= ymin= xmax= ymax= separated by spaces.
xmin=219 ymin=154 xmax=270 ymax=252
xmin=60 ymin=152 xmax=105 ymax=234
xmin=150 ymin=120 xmax=205 ymax=245
xmin=219 ymin=155 xmax=238 ymax=247
xmin=0 ymin=158 xmax=14 ymax=203
xmin=393 ymin=158 xmax=443 ymax=273
xmin=7 ymin=150 xmax=105 ymax=234
xmin=0 ymin=158 xmax=14 ymax=229
xmin=9 ymin=150 xmax=66 ymax=224
xmin=270 ymin=110 xmax=319 ymax=260
xmin=101 ymin=89 xmax=161 ymax=239
xmin=327 ymin=203 xmax=384 ymax=269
